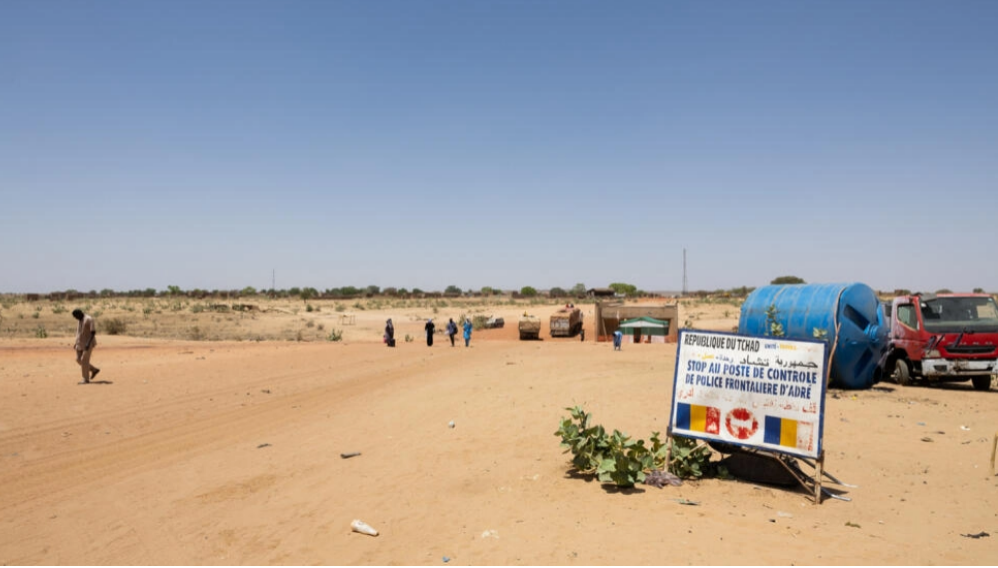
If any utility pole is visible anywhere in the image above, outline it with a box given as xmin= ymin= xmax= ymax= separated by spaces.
xmin=682 ymin=248 xmax=688 ymax=297
xmin=272 ymin=269 xmax=275 ymax=293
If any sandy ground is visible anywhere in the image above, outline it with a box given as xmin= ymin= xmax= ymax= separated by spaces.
xmin=1 ymin=300 xmax=996 ymax=565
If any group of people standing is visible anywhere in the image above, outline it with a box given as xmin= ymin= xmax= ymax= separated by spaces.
xmin=384 ymin=317 xmax=473 ymax=347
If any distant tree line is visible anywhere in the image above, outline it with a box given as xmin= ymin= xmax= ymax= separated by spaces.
xmin=20 ymin=281 xmax=829 ymax=302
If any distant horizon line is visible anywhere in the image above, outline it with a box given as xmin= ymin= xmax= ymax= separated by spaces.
xmin=3 ymin=283 xmax=989 ymax=297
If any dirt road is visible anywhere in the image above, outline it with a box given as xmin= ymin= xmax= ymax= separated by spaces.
xmin=1 ymin=332 xmax=996 ymax=564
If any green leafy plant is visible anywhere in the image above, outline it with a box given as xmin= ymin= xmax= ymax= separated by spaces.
xmin=404 ymin=334 xmax=413 ymax=343
xmin=35 ymin=326 xmax=48 ymax=338
xmin=555 ymin=406 xmax=720 ymax=487
xmin=667 ymin=435 xmax=714 ymax=479
xmin=327 ymin=329 xmax=343 ymax=342
xmin=765 ymin=304 xmax=784 ymax=337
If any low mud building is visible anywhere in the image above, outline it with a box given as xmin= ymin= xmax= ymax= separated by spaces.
xmin=595 ymin=301 xmax=679 ymax=343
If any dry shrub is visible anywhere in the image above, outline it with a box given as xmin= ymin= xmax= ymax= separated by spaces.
xmin=104 ymin=317 xmax=127 ymax=335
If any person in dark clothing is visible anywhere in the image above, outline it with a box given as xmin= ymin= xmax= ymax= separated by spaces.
xmin=446 ymin=318 xmax=457 ymax=347
xmin=425 ymin=319 xmax=435 ymax=346
xmin=385 ymin=318 xmax=395 ymax=347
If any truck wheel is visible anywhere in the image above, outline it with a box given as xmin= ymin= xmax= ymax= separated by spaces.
xmin=892 ymin=359 xmax=910 ymax=386
xmin=971 ymin=376 xmax=992 ymax=391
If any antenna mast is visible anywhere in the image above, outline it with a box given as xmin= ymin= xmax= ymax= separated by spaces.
xmin=682 ymin=248 xmax=688 ymax=297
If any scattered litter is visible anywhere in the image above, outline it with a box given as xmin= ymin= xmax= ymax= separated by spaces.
xmin=921 ymin=437 xmax=933 ymax=443
xmin=350 ymin=519 xmax=378 ymax=536
xmin=644 ymin=469 xmax=682 ymax=488
xmin=960 ymin=425 xmax=970 ymax=431
xmin=672 ymin=498 xmax=700 ymax=506
xmin=442 ymin=557 xmax=450 ymax=563
xmin=845 ymin=521 xmax=861 ymax=528
xmin=448 ymin=421 xmax=455 ymax=429
xmin=481 ymin=529 xmax=499 ymax=539
xmin=261 ymin=389 xmax=271 ymax=394
xmin=340 ymin=452 xmax=361 ymax=459
xmin=918 ymin=422 xmax=926 ymax=426
xmin=257 ymin=443 xmax=271 ymax=449
xmin=961 ymin=531 xmax=990 ymax=539
xmin=777 ymin=511 xmax=793 ymax=518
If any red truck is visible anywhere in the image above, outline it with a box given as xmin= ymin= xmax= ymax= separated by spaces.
xmin=883 ymin=293 xmax=998 ymax=391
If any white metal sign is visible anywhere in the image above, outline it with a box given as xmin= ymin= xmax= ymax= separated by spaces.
xmin=670 ymin=330 xmax=828 ymax=459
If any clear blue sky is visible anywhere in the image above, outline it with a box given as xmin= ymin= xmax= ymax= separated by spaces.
xmin=2 ymin=0 xmax=996 ymax=294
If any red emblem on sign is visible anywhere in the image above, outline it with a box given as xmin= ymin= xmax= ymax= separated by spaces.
xmin=725 ymin=408 xmax=759 ymax=440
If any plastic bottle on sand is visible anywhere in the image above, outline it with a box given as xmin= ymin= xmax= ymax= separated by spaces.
xmin=351 ymin=519 xmax=378 ymax=536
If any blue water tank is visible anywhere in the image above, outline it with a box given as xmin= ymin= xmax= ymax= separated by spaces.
xmin=738 ymin=283 xmax=887 ymax=389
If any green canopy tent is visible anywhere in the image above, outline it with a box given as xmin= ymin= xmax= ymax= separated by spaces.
xmin=617 ymin=316 xmax=670 ymax=343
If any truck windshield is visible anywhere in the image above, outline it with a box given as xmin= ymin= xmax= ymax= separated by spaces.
xmin=921 ymin=296 xmax=998 ymax=333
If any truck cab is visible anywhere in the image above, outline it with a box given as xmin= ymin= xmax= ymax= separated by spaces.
xmin=884 ymin=293 xmax=998 ymax=391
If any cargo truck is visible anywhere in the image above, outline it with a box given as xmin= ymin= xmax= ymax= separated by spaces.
xmin=519 ymin=314 xmax=541 ymax=340
xmin=550 ymin=307 xmax=582 ymax=338
xmin=883 ymin=293 xmax=998 ymax=391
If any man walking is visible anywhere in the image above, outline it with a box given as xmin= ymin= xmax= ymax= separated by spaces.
xmin=72 ymin=309 xmax=100 ymax=384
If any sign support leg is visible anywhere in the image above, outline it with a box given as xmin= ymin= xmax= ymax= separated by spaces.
xmin=664 ymin=427 xmax=674 ymax=473
xmin=814 ymin=450 xmax=824 ymax=505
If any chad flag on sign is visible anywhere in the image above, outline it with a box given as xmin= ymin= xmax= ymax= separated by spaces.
xmin=764 ymin=416 xmax=814 ymax=451
xmin=675 ymin=403 xmax=720 ymax=434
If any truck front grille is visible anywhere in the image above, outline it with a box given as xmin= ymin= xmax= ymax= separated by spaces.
xmin=945 ymin=345 xmax=996 ymax=355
